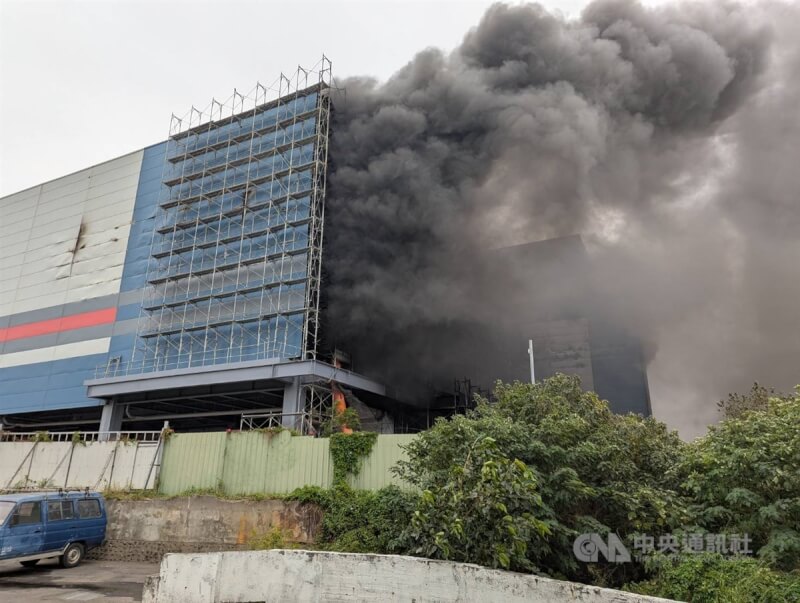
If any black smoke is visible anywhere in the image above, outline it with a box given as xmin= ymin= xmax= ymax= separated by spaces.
xmin=322 ymin=0 xmax=800 ymax=437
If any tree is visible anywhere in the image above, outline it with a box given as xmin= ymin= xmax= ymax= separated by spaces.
xmin=717 ymin=382 xmax=785 ymax=419
xmin=398 ymin=436 xmax=551 ymax=572
xmin=395 ymin=374 xmax=687 ymax=584
xmin=677 ymin=387 xmax=800 ymax=570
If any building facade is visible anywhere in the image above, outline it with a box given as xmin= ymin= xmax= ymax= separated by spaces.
xmin=1 ymin=61 xmax=391 ymax=433
xmin=0 ymin=149 xmax=148 ymax=418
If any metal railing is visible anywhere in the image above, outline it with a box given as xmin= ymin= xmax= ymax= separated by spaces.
xmin=0 ymin=431 xmax=162 ymax=443
xmin=240 ymin=410 xmax=317 ymax=435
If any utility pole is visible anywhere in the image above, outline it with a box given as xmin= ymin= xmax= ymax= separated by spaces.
xmin=528 ymin=339 xmax=536 ymax=384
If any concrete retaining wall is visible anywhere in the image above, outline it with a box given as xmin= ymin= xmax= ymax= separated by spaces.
xmin=0 ymin=440 xmax=159 ymax=490
xmin=142 ymin=550 xmax=676 ymax=603
xmin=90 ymin=496 xmax=321 ymax=563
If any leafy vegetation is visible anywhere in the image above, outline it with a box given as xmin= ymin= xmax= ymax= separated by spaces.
xmin=323 ymin=407 xmax=362 ymax=435
xmin=395 ymin=375 xmax=686 ymax=585
xmin=388 ymin=376 xmax=799 ymax=598
xmin=329 ymin=431 xmax=378 ymax=484
xmin=249 ymin=526 xmax=298 ymax=551
xmin=253 ymin=426 xmax=301 ymax=437
xmin=628 ymin=553 xmax=800 ymax=602
xmin=102 ymin=489 xmax=162 ymax=501
xmin=717 ymin=382 xmax=785 ymax=418
xmin=397 ymin=436 xmax=550 ymax=571
xmin=325 ymin=407 xmax=379 ymax=485
xmin=677 ymin=388 xmax=800 ymax=570
xmin=288 ymin=484 xmax=416 ymax=553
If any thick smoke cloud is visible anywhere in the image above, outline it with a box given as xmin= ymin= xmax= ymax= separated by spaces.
xmin=323 ymin=0 xmax=800 ymax=437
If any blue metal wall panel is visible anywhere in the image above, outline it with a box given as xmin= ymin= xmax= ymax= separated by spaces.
xmin=0 ymin=145 xmax=160 ymax=416
xmin=0 ymin=353 xmax=107 ymax=413
xmin=118 ymin=142 xmax=165 ymax=294
xmin=105 ymin=142 xmax=165 ymax=370
xmin=115 ymin=304 xmax=141 ymax=321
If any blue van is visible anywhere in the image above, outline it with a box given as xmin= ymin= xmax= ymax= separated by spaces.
xmin=0 ymin=490 xmax=106 ymax=568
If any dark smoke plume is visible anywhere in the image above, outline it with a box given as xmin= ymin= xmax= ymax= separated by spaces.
xmin=323 ymin=0 xmax=800 ymax=438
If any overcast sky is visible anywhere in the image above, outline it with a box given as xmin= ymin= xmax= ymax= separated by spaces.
xmin=0 ymin=0 xmax=672 ymax=197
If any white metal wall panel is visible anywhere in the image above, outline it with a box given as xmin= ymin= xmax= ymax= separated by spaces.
xmin=0 ymin=150 xmax=144 ymax=317
xmin=0 ymin=440 xmax=159 ymax=490
xmin=0 ymin=338 xmax=112 ymax=369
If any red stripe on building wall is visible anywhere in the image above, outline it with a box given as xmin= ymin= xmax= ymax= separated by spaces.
xmin=0 ymin=307 xmax=117 ymax=343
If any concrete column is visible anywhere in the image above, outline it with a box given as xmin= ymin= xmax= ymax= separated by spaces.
xmin=99 ymin=400 xmax=124 ymax=439
xmin=281 ymin=378 xmax=302 ymax=430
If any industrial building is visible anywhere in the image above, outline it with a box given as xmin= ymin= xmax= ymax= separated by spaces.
xmin=0 ymin=59 xmax=650 ymax=433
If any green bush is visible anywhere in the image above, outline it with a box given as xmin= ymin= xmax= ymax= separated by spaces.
xmin=395 ymin=374 xmax=686 ymax=584
xmin=398 ymin=436 xmax=551 ymax=572
xmin=676 ymin=389 xmax=800 ymax=570
xmin=288 ymin=483 xmax=417 ymax=553
xmin=628 ymin=553 xmax=800 ymax=602
xmin=249 ymin=526 xmax=295 ymax=550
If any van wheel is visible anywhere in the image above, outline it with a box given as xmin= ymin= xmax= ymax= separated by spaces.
xmin=20 ymin=560 xmax=40 ymax=567
xmin=60 ymin=543 xmax=84 ymax=568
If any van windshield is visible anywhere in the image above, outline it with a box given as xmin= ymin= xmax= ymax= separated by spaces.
xmin=0 ymin=501 xmax=14 ymax=525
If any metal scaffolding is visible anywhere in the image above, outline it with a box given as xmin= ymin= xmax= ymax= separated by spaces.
xmin=130 ymin=57 xmax=332 ymax=374
xmin=240 ymin=383 xmax=333 ymax=434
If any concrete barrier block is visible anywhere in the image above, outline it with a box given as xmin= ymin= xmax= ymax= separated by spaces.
xmin=144 ymin=549 xmax=678 ymax=603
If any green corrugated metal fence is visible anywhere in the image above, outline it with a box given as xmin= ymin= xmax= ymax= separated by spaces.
xmin=349 ymin=435 xmax=414 ymax=490
xmin=157 ymin=431 xmax=417 ymax=496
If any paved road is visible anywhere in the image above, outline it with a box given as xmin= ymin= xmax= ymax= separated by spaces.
xmin=0 ymin=559 xmax=158 ymax=601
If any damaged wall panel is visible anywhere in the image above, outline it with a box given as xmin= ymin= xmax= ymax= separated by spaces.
xmin=0 ymin=150 xmax=143 ymax=318
xmin=0 ymin=150 xmax=145 ymax=415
